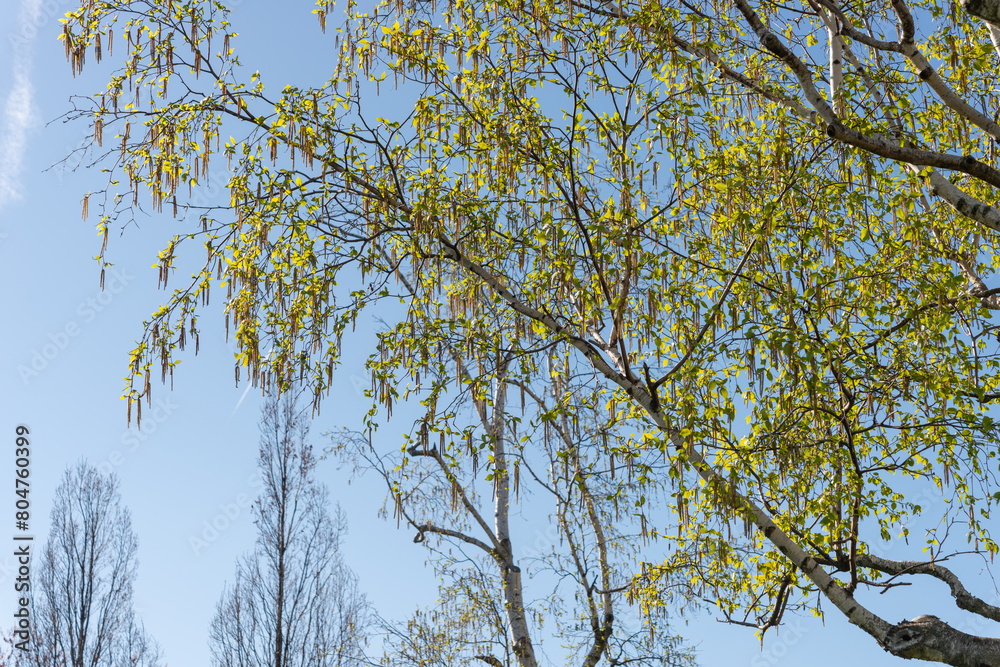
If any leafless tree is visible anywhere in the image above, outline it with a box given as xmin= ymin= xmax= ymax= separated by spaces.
xmin=209 ymin=390 xmax=370 ymax=667
xmin=17 ymin=462 xmax=160 ymax=667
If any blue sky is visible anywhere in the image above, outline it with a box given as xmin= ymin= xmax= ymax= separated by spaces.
xmin=0 ymin=1 xmax=993 ymax=666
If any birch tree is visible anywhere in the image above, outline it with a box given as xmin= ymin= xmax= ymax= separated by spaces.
xmin=58 ymin=0 xmax=1000 ymax=662
xmin=334 ymin=340 xmax=695 ymax=667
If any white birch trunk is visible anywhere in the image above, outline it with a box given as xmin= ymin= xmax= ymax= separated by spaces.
xmin=829 ymin=16 xmax=843 ymax=115
xmin=490 ymin=362 xmax=538 ymax=667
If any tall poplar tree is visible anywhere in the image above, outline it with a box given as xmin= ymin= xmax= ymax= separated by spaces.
xmin=20 ymin=462 xmax=160 ymax=667
xmin=209 ymin=391 xmax=369 ymax=667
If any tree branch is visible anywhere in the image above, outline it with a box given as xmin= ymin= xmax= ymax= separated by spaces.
xmin=855 ymin=553 xmax=1000 ymax=622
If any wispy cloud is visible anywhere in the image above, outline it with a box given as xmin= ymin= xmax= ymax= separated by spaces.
xmin=0 ymin=0 xmax=44 ymax=210
xmin=0 ymin=70 xmax=35 ymax=207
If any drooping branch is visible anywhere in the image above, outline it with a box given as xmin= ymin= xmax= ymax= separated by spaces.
xmin=622 ymin=0 xmax=1000 ymax=267
xmin=728 ymin=0 xmax=1000 ymax=316
xmin=807 ymin=8 xmax=1000 ymax=300
xmin=733 ymin=0 xmax=1000 ymax=191
xmin=854 ymin=553 xmax=1000 ymax=622
xmin=406 ymin=443 xmax=505 ymax=555
xmin=411 ymin=521 xmax=496 ymax=553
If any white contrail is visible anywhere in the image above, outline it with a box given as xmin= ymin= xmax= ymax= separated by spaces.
xmin=0 ymin=0 xmax=44 ymax=210
xmin=231 ymin=347 xmax=275 ymax=416
xmin=231 ymin=381 xmax=255 ymax=416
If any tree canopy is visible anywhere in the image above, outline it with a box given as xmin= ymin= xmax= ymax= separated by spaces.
xmin=19 ymin=462 xmax=160 ymax=667
xmin=60 ymin=0 xmax=1000 ymax=662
